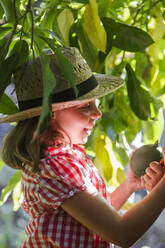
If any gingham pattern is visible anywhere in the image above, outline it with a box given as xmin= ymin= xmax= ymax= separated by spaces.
xmin=20 ymin=144 xmax=116 ymax=248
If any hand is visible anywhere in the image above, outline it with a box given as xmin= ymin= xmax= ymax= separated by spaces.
xmin=125 ymin=165 xmax=146 ymax=193
xmin=141 ymin=150 xmax=165 ymax=192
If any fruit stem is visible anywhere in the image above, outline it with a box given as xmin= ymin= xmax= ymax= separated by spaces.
xmin=153 ymin=140 xmax=159 ymax=147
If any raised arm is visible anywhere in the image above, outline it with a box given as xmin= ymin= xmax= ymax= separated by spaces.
xmin=61 ymin=150 xmax=165 ymax=247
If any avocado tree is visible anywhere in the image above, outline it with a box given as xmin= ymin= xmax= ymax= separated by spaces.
xmin=0 ymin=0 xmax=165 ymax=210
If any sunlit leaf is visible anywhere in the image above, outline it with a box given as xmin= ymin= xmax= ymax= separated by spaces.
xmin=77 ymin=21 xmax=98 ymax=70
xmin=0 ymin=93 xmax=18 ymax=114
xmin=83 ymin=0 xmax=107 ymax=52
xmin=57 ymin=8 xmax=74 ymax=46
xmin=12 ymin=181 xmax=22 ymax=211
xmin=116 ymin=167 xmax=125 ymax=184
xmin=0 ymin=171 xmax=21 ymax=206
xmin=0 ymin=24 xmax=12 ymax=39
xmin=53 ymin=16 xmax=66 ymax=46
xmin=95 ymin=134 xmax=113 ymax=181
xmin=143 ymin=112 xmax=164 ymax=145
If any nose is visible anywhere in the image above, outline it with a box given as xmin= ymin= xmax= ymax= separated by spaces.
xmin=91 ymin=104 xmax=102 ymax=120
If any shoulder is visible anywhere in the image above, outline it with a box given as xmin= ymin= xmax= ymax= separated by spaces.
xmin=42 ymin=144 xmax=87 ymax=162
xmin=40 ymin=144 xmax=88 ymax=177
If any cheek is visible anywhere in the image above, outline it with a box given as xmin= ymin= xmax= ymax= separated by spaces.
xmin=55 ymin=109 xmax=89 ymax=133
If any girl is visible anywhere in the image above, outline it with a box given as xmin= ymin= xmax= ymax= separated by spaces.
xmin=0 ymin=47 xmax=165 ymax=248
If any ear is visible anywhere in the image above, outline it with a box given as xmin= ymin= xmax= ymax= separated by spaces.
xmin=52 ymin=111 xmax=57 ymax=119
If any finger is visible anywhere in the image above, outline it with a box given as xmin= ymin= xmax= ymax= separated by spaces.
xmin=143 ymin=173 xmax=152 ymax=182
xmin=140 ymin=176 xmax=145 ymax=188
xmin=149 ymin=162 xmax=164 ymax=174
xmin=145 ymin=167 xmax=156 ymax=179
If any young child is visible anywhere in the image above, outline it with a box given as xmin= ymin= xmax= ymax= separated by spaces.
xmin=0 ymin=47 xmax=165 ymax=248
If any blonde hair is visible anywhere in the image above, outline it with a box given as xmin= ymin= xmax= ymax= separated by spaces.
xmin=0 ymin=114 xmax=71 ymax=173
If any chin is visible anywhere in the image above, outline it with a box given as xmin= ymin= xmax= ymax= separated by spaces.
xmin=73 ymin=137 xmax=88 ymax=145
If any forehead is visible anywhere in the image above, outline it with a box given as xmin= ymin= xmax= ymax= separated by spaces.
xmin=76 ymin=99 xmax=99 ymax=107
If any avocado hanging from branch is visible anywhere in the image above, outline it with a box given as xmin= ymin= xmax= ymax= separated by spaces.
xmin=130 ymin=140 xmax=164 ymax=178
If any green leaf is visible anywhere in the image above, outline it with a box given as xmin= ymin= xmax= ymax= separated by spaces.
xmin=77 ymin=21 xmax=98 ymax=70
xmin=0 ymin=39 xmax=8 ymax=62
xmin=54 ymin=47 xmax=79 ymax=97
xmin=0 ymin=94 xmax=19 ymax=115
xmin=0 ymin=40 xmax=29 ymax=99
xmin=42 ymin=8 xmax=56 ymax=30
xmin=102 ymin=17 xmax=154 ymax=52
xmin=10 ymin=39 xmax=29 ymax=69
xmin=114 ymin=89 xmax=142 ymax=142
xmin=0 ymin=170 xmax=21 ymax=206
xmin=0 ymin=93 xmax=18 ymax=114
xmin=0 ymin=24 xmax=12 ymax=39
xmin=126 ymin=63 xmax=163 ymax=120
xmin=0 ymin=54 xmax=17 ymax=99
xmin=83 ymin=0 xmax=107 ymax=52
xmin=156 ymin=85 xmax=165 ymax=96
xmin=0 ymin=0 xmax=15 ymax=23
xmin=53 ymin=15 xmax=66 ymax=46
xmin=35 ymin=53 xmax=56 ymax=136
xmin=40 ymin=36 xmax=78 ymax=97
xmin=72 ymin=0 xmax=89 ymax=3
xmin=98 ymin=0 xmax=111 ymax=17
xmin=0 ymin=159 xmax=4 ymax=172
xmin=143 ymin=118 xmax=163 ymax=145
xmin=34 ymin=26 xmax=50 ymax=52
xmin=57 ymin=8 xmax=74 ymax=46
xmin=112 ymin=145 xmax=129 ymax=167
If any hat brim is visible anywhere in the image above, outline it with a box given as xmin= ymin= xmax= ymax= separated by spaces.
xmin=0 ymin=74 xmax=124 ymax=123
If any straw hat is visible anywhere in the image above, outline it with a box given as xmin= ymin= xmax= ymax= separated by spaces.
xmin=0 ymin=47 xmax=124 ymax=123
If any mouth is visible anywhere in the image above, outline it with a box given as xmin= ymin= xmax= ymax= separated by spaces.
xmin=84 ymin=128 xmax=92 ymax=136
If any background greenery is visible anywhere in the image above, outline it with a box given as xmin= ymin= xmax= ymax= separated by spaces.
xmin=0 ymin=0 xmax=165 ymax=247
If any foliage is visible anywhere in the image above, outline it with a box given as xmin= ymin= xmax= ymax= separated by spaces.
xmin=0 ymin=0 xmax=165 ymax=209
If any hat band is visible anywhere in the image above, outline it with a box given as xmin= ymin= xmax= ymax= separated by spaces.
xmin=18 ymin=75 xmax=98 ymax=111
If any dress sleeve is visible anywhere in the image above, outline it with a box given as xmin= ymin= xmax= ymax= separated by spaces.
xmin=37 ymin=153 xmax=98 ymax=209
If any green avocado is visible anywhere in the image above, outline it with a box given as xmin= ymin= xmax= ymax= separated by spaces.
xmin=130 ymin=143 xmax=162 ymax=177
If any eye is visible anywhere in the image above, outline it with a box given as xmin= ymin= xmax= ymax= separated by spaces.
xmin=81 ymin=102 xmax=91 ymax=109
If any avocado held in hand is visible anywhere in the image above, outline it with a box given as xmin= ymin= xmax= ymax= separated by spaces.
xmin=130 ymin=141 xmax=163 ymax=177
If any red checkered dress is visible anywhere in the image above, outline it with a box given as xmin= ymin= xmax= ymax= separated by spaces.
xmin=20 ymin=144 xmax=116 ymax=248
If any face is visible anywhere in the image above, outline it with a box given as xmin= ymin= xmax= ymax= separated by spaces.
xmin=53 ymin=100 xmax=102 ymax=144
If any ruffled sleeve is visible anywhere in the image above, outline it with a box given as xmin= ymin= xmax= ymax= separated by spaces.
xmin=37 ymin=147 xmax=98 ymax=209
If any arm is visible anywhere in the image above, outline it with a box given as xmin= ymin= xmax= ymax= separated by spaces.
xmin=61 ymin=149 xmax=165 ymax=247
